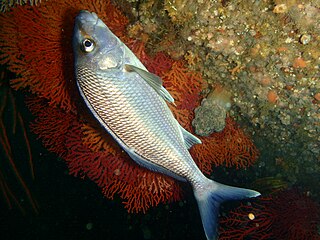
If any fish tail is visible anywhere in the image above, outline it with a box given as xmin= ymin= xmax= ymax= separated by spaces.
xmin=193 ymin=179 xmax=260 ymax=240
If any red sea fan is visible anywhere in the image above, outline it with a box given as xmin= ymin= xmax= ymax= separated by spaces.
xmin=191 ymin=118 xmax=259 ymax=174
xmin=270 ymin=189 xmax=320 ymax=240
xmin=219 ymin=189 xmax=320 ymax=240
xmin=26 ymin=97 xmax=77 ymax=157
xmin=0 ymin=0 xmax=128 ymax=112
xmin=0 ymin=0 xmax=184 ymax=213
xmin=125 ymin=40 xmax=174 ymax=77
xmin=219 ymin=199 xmax=274 ymax=240
xmin=163 ymin=61 xmax=204 ymax=113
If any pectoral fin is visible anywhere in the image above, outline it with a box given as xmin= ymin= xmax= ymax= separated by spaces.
xmin=125 ymin=64 xmax=175 ymax=103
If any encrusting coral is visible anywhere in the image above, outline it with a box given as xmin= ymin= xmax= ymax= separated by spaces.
xmin=124 ymin=0 xmax=320 ymax=197
xmin=0 ymin=0 xmax=259 ymax=213
xmin=193 ymin=84 xmax=232 ymax=135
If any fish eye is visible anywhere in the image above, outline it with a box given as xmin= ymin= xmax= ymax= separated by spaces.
xmin=81 ymin=38 xmax=95 ymax=53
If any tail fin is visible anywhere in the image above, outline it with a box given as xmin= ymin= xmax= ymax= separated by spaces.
xmin=193 ymin=179 xmax=260 ymax=240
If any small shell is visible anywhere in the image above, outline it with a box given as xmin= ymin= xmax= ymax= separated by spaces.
xmin=299 ymin=34 xmax=311 ymax=45
xmin=273 ymin=4 xmax=287 ymax=14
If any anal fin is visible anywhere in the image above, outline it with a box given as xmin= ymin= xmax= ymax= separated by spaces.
xmin=177 ymin=122 xmax=202 ymax=149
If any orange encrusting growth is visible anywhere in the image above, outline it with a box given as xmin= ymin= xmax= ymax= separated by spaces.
xmin=1 ymin=0 xmax=259 ymax=213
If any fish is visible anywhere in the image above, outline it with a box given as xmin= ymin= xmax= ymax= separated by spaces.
xmin=72 ymin=10 xmax=260 ymax=240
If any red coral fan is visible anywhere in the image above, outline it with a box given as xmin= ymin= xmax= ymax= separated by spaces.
xmin=125 ymin=39 xmax=174 ymax=77
xmin=0 ymin=0 xmax=128 ymax=112
xmin=27 ymin=97 xmax=77 ymax=157
xmin=191 ymin=118 xmax=259 ymax=174
xmin=163 ymin=61 xmax=204 ymax=113
xmin=65 ymin=122 xmax=182 ymax=213
xmin=270 ymin=189 xmax=320 ymax=240
xmin=219 ymin=189 xmax=320 ymax=240
xmin=219 ymin=198 xmax=274 ymax=240
xmin=146 ymin=52 xmax=174 ymax=76
xmin=0 ymin=0 xmax=184 ymax=213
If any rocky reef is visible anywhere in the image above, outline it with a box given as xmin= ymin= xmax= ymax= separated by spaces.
xmin=119 ymin=0 xmax=320 ymax=195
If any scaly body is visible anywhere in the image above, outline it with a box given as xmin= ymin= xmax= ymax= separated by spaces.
xmin=77 ymin=65 xmax=203 ymax=184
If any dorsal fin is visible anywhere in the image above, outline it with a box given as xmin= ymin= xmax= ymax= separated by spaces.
xmin=125 ymin=64 xmax=175 ymax=103
xmin=178 ymin=122 xmax=202 ymax=149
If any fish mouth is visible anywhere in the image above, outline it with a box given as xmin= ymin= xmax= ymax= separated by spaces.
xmin=76 ymin=10 xmax=99 ymax=25
xmin=74 ymin=10 xmax=102 ymax=37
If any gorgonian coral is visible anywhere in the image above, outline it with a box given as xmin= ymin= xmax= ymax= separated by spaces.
xmin=0 ymin=0 xmax=127 ymax=111
xmin=219 ymin=189 xmax=320 ymax=240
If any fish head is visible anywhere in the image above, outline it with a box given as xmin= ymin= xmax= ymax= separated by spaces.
xmin=73 ymin=10 xmax=122 ymax=71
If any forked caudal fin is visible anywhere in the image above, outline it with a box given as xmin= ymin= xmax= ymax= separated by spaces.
xmin=193 ymin=179 xmax=260 ymax=240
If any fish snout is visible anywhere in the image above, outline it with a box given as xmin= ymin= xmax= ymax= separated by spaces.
xmin=76 ymin=10 xmax=99 ymax=25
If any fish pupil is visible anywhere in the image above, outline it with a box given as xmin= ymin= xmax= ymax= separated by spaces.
xmin=82 ymin=38 xmax=94 ymax=52
xmin=84 ymin=39 xmax=92 ymax=47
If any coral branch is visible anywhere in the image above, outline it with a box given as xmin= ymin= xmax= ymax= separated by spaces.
xmin=27 ymin=97 xmax=77 ymax=157
xmin=219 ymin=189 xmax=320 ymax=240
xmin=0 ymin=0 xmax=128 ymax=112
xmin=17 ymin=112 xmax=34 ymax=179
xmin=0 ymin=83 xmax=39 ymax=214
xmin=191 ymin=118 xmax=259 ymax=174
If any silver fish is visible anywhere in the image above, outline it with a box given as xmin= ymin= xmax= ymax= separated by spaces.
xmin=73 ymin=10 xmax=260 ymax=240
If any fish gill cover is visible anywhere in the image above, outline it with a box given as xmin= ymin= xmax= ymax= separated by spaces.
xmin=0 ymin=0 xmax=258 ymax=214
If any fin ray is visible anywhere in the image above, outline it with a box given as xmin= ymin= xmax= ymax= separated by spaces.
xmin=179 ymin=124 xmax=202 ymax=149
xmin=125 ymin=64 xmax=175 ymax=103
xmin=194 ymin=179 xmax=260 ymax=240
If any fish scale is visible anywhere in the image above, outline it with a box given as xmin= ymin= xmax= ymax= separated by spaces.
xmin=78 ymin=67 xmax=188 ymax=169
xmin=76 ymin=67 xmax=197 ymax=181
xmin=73 ymin=10 xmax=260 ymax=240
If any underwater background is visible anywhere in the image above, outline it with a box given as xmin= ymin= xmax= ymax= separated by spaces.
xmin=0 ymin=0 xmax=319 ymax=239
